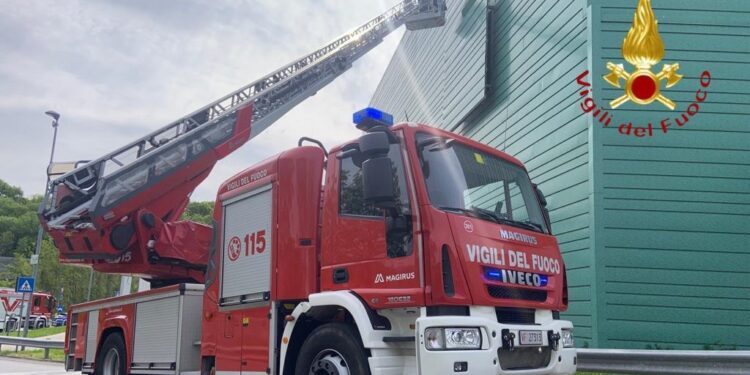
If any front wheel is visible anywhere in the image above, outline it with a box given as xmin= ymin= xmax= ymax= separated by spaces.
xmin=294 ymin=323 xmax=371 ymax=375
xmin=95 ymin=333 xmax=126 ymax=375
xmin=5 ymin=319 xmax=18 ymax=332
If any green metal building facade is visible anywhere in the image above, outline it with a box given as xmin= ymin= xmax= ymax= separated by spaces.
xmin=371 ymin=0 xmax=750 ymax=349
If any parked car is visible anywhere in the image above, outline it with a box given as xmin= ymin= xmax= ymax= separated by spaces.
xmin=53 ymin=314 xmax=67 ymax=327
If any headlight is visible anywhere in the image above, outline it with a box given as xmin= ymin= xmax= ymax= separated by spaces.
xmin=446 ymin=328 xmax=481 ymax=349
xmin=424 ymin=327 xmax=481 ymax=350
xmin=561 ymin=328 xmax=575 ymax=348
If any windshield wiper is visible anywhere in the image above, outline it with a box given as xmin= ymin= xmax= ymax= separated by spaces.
xmin=438 ymin=206 xmax=545 ymax=233
xmin=520 ymin=220 xmax=544 ymax=232
xmin=438 ymin=206 xmax=481 ymax=218
xmin=469 ymin=206 xmax=545 ymax=233
xmin=438 ymin=206 xmax=499 ymax=223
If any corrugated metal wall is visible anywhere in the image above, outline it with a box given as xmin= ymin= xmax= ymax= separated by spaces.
xmin=372 ymin=0 xmax=749 ymax=349
xmin=373 ymin=0 xmax=597 ymax=346
xmin=371 ymin=0 xmax=488 ymax=130
xmin=591 ymin=0 xmax=750 ymax=349
xmin=461 ymin=0 xmax=595 ymax=346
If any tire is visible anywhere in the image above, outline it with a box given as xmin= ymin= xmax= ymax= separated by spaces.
xmin=95 ymin=333 xmax=127 ymax=375
xmin=294 ymin=323 xmax=371 ymax=375
xmin=35 ymin=318 xmax=46 ymax=329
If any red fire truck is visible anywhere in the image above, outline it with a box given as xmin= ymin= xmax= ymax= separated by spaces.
xmin=40 ymin=1 xmax=576 ymax=374
xmin=0 ymin=288 xmax=57 ymax=331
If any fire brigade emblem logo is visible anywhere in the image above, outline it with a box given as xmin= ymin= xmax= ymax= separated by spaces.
xmin=603 ymin=0 xmax=682 ymax=110
xmin=227 ymin=236 xmax=242 ymax=262
xmin=463 ymin=220 xmax=474 ymax=233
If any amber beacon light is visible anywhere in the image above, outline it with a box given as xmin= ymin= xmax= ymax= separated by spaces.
xmin=603 ymin=0 xmax=682 ymax=110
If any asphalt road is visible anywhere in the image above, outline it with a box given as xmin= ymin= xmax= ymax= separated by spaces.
xmin=0 ymin=357 xmax=76 ymax=375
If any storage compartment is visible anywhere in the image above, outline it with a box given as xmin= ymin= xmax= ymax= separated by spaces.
xmin=220 ymin=184 xmax=273 ymax=306
xmin=130 ymin=284 xmax=204 ymax=374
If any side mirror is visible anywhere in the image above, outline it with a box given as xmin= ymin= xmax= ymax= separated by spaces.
xmin=362 ymin=157 xmax=396 ymax=208
xmin=533 ymin=184 xmax=547 ymax=207
xmin=358 ymin=132 xmax=390 ymax=158
xmin=533 ymin=184 xmax=551 ymax=230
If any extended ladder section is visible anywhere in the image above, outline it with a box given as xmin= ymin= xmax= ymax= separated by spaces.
xmin=39 ymin=0 xmax=446 ymax=281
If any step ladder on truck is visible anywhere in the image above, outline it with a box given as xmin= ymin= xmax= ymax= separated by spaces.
xmin=41 ymin=1 xmax=577 ymax=374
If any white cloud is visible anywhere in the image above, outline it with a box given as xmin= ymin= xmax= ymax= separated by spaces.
xmin=0 ymin=0 xmax=404 ymax=201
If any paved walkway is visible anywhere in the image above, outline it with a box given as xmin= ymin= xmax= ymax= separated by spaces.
xmin=0 ymin=356 xmax=75 ymax=375
xmin=38 ymin=333 xmax=65 ymax=342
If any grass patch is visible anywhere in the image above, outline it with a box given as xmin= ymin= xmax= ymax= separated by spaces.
xmin=0 ymin=348 xmax=65 ymax=362
xmin=1 ymin=325 xmax=65 ymax=338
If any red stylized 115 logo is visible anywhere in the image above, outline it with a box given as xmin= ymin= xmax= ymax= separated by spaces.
xmin=227 ymin=230 xmax=267 ymax=262
xmin=1 ymin=297 xmax=21 ymax=312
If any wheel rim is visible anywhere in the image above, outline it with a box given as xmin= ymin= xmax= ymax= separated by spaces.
xmin=102 ymin=347 xmax=121 ymax=375
xmin=308 ymin=349 xmax=350 ymax=375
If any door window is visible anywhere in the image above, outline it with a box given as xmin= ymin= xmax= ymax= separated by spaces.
xmin=338 ymin=143 xmax=413 ymax=258
xmin=339 ymin=156 xmax=381 ymax=217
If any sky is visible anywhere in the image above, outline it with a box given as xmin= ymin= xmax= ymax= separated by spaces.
xmin=0 ymin=0 xmax=405 ymax=201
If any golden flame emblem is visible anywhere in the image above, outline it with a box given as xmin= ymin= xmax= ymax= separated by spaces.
xmin=603 ymin=0 xmax=682 ymax=110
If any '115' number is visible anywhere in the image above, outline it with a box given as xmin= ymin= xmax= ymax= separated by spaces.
xmin=244 ymin=230 xmax=267 ymax=255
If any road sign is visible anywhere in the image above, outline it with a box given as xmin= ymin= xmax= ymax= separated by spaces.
xmin=15 ymin=276 xmax=35 ymax=293
xmin=30 ymin=254 xmax=39 ymax=265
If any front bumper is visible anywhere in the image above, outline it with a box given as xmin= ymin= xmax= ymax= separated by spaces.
xmin=416 ymin=308 xmax=576 ymax=375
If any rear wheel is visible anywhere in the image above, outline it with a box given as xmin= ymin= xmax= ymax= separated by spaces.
xmin=95 ymin=333 xmax=126 ymax=375
xmin=294 ymin=323 xmax=370 ymax=375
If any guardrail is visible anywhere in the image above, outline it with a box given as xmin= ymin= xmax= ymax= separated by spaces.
xmin=0 ymin=338 xmax=748 ymax=372
xmin=577 ymin=348 xmax=750 ymax=375
xmin=0 ymin=336 xmax=65 ymax=359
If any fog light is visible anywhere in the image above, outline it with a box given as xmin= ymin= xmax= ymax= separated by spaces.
xmin=424 ymin=327 xmax=481 ymax=350
xmin=561 ymin=329 xmax=575 ymax=348
xmin=425 ymin=328 xmax=445 ymax=350
xmin=453 ymin=361 xmax=468 ymax=372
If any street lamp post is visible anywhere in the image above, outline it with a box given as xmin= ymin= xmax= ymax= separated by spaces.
xmin=22 ymin=111 xmax=61 ymax=338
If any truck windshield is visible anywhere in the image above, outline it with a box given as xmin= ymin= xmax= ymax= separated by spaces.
xmin=415 ymin=133 xmax=549 ymax=234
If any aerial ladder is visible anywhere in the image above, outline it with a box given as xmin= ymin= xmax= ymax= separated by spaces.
xmin=39 ymin=0 xmax=446 ymax=284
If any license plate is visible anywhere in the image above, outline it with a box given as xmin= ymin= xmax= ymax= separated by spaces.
xmin=519 ymin=330 xmax=544 ymax=346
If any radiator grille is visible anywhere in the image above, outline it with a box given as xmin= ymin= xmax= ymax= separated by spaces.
xmin=487 ymin=285 xmax=547 ymax=302
xmin=495 ymin=307 xmax=536 ymax=324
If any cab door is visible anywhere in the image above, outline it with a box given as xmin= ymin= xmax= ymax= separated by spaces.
xmin=321 ymin=138 xmax=423 ymax=308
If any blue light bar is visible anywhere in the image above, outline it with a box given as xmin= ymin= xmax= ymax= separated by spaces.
xmin=353 ymin=107 xmax=394 ymax=130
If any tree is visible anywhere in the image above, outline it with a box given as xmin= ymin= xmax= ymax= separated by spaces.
xmin=181 ymin=201 xmax=214 ymax=225
xmin=0 ymin=184 xmax=41 ymax=256
xmin=0 ymin=180 xmax=23 ymax=201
